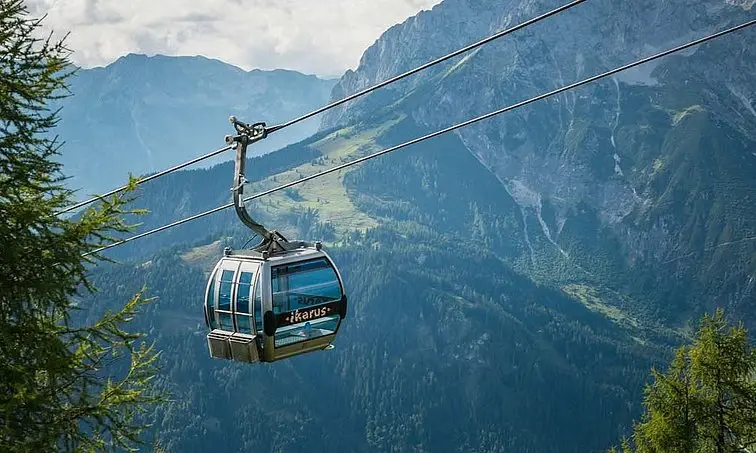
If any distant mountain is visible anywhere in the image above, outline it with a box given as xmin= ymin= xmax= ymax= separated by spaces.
xmin=321 ymin=0 xmax=756 ymax=326
xmin=52 ymin=53 xmax=337 ymax=196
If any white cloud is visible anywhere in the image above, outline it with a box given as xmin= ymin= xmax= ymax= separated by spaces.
xmin=25 ymin=0 xmax=441 ymax=76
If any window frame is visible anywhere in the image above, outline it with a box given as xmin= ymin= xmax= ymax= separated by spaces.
xmin=268 ymin=255 xmax=346 ymax=349
xmin=234 ymin=266 xmax=258 ymax=335
xmin=270 ymin=257 xmax=343 ymax=312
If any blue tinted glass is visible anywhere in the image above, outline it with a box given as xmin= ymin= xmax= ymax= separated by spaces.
xmin=237 ymin=272 xmax=253 ymax=314
xmin=218 ymin=270 xmax=234 ymax=311
xmin=236 ymin=315 xmax=251 ymax=332
xmin=205 ymin=277 xmax=216 ymax=329
xmin=253 ymin=272 xmax=263 ymax=335
xmin=271 ymin=258 xmax=341 ymax=313
xmin=218 ymin=270 xmax=234 ymax=330
xmin=219 ymin=313 xmax=234 ymax=330
xmin=274 ymin=315 xmax=339 ymax=348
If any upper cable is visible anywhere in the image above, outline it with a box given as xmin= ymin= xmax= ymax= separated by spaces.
xmin=82 ymin=18 xmax=756 ymax=257
xmin=58 ymin=0 xmax=589 ymax=215
xmin=265 ymin=0 xmax=589 ymax=134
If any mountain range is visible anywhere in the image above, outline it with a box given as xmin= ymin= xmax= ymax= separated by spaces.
xmin=52 ymin=53 xmax=336 ymax=196
xmin=67 ymin=0 xmax=756 ymax=451
xmin=323 ymin=0 xmax=756 ymax=328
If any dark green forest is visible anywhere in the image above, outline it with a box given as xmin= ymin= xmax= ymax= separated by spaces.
xmin=66 ymin=76 xmax=756 ymax=451
xmin=75 ymin=114 xmax=685 ymax=452
xmin=85 ymin=231 xmax=667 ymax=452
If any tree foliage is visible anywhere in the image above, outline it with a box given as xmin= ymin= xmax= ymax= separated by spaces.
xmin=0 ymin=1 xmax=164 ymax=451
xmin=609 ymin=309 xmax=756 ymax=453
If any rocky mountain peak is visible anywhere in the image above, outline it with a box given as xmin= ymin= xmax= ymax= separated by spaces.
xmin=319 ymin=0 xmax=756 ymax=323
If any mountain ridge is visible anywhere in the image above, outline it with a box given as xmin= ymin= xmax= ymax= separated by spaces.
xmin=101 ymin=53 xmax=335 ymax=79
xmin=317 ymin=0 xmax=756 ymax=327
xmin=53 ymin=53 xmax=337 ymax=197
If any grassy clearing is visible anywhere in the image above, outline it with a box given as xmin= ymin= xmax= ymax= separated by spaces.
xmin=562 ymin=283 xmax=640 ymax=329
xmin=671 ymin=104 xmax=705 ymax=126
xmin=250 ymin=116 xmax=406 ymax=234
xmin=180 ymin=239 xmax=226 ymax=272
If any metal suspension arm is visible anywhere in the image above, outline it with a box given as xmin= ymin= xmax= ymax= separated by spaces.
xmin=225 ymin=117 xmax=273 ymax=242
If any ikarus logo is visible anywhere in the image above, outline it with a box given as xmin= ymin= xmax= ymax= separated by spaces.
xmin=284 ymin=305 xmax=333 ymax=324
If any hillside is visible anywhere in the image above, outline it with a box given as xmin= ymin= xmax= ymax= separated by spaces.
xmin=71 ymin=0 xmax=756 ymax=451
xmin=320 ymin=0 xmax=756 ymax=327
xmin=81 ymin=110 xmax=680 ymax=452
xmin=85 ymin=141 xmax=671 ymax=452
xmin=51 ymin=53 xmax=336 ymax=196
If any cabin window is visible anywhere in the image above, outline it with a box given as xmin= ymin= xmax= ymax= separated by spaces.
xmin=205 ymin=275 xmax=217 ymax=329
xmin=236 ymin=271 xmax=254 ymax=333
xmin=218 ymin=269 xmax=235 ymax=330
xmin=253 ymin=271 xmax=263 ymax=336
xmin=274 ymin=315 xmax=340 ymax=348
xmin=271 ymin=258 xmax=342 ymax=348
xmin=271 ymin=258 xmax=342 ymax=313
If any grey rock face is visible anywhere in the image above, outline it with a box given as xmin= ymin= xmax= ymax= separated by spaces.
xmin=321 ymin=0 xmax=756 ymax=321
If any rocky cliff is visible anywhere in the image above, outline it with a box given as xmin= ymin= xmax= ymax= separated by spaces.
xmin=320 ymin=0 xmax=756 ymax=326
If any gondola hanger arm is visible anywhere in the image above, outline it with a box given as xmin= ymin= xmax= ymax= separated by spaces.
xmin=224 ymin=116 xmax=269 ymax=147
xmin=225 ymin=116 xmax=297 ymax=254
xmin=226 ymin=116 xmax=273 ymax=243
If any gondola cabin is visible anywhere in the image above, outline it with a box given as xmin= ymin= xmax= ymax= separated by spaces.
xmin=204 ymin=116 xmax=347 ymax=364
xmin=204 ymin=243 xmax=347 ymax=364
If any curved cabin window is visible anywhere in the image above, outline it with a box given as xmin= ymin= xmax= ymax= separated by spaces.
xmin=253 ymin=272 xmax=263 ymax=336
xmin=236 ymin=271 xmax=254 ymax=333
xmin=271 ymin=258 xmax=342 ymax=348
xmin=218 ymin=269 xmax=235 ymax=331
xmin=205 ymin=270 xmax=217 ymax=329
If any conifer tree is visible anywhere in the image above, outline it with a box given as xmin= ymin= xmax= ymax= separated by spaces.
xmin=609 ymin=309 xmax=756 ymax=453
xmin=0 ymin=1 xmax=164 ymax=451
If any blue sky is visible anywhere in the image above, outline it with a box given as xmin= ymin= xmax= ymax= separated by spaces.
xmin=27 ymin=0 xmax=441 ymax=77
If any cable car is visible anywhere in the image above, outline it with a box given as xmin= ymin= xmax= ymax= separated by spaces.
xmin=203 ymin=118 xmax=347 ymax=364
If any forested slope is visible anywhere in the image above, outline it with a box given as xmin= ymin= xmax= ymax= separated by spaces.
xmin=70 ymin=1 xmax=756 ymax=451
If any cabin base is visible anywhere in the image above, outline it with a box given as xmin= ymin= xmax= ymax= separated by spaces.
xmin=207 ymin=329 xmax=261 ymax=363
